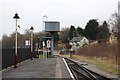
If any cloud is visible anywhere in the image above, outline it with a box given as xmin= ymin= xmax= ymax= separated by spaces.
xmin=0 ymin=0 xmax=119 ymax=39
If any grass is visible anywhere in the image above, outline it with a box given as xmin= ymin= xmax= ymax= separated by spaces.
xmin=39 ymin=54 xmax=47 ymax=58
xmin=72 ymin=43 xmax=119 ymax=75
xmin=61 ymin=54 xmax=70 ymax=58
xmin=61 ymin=54 xmax=118 ymax=75
xmin=71 ymin=55 xmax=118 ymax=75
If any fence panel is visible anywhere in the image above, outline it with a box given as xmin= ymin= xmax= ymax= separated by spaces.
xmin=2 ymin=48 xmax=33 ymax=69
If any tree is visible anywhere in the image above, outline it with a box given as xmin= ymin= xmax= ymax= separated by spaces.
xmin=60 ymin=28 xmax=70 ymax=43
xmin=76 ymin=27 xmax=84 ymax=36
xmin=2 ymin=34 xmax=9 ymax=48
xmin=69 ymin=25 xmax=77 ymax=40
xmin=2 ymin=32 xmax=24 ymax=48
xmin=108 ymin=13 xmax=119 ymax=32
xmin=84 ymin=19 xmax=99 ymax=40
xmin=24 ymin=29 xmax=31 ymax=40
xmin=108 ymin=12 xmax=120 ymax=43
xmin=97 ymin=21 xmax=110 ymax=42
xmin=53 ymin=32 xmax=59 ymax=43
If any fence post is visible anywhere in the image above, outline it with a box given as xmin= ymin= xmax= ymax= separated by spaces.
xmin=70 ymin=51 xmax=72 ymax=59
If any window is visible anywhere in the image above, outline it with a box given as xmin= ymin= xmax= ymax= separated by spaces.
xmin=84 ymin=39 xmax=86 ymax=43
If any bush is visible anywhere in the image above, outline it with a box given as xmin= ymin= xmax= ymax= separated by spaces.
xmin=76 ymin=43 xmax=118 ymax=63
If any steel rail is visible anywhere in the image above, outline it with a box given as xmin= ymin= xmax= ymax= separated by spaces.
xmin=55 ymin=55 xmax=111 ymax=80
xmin=69 ymin=65 xmax=92 ymax=80
xmin=65 ymin=58 xmax=98 ymax=80
xmin=64 ymin=57 xmax=111 ymax=80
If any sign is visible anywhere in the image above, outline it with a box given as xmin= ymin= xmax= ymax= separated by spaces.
xmin=47 ymin=40 xmax=51 ymax=48
xmin=25 ymin=40 xmax=30 ymax=46
xmin=59 ymin=52 xmax=62 ymax=55
xmin=43 ymin=41 xmax=45 ymax=47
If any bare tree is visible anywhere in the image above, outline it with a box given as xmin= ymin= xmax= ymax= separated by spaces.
xmin=60 ymin=28 xmax=70 ymax=43
xmin=24 ymin=29 xmax=31 ymax=40
xmin=108 ymin=13 xmax=120 ymax=32
xmin=108 ymin=12 xmax=120 ymax=63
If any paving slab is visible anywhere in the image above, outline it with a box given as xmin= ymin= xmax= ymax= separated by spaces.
xmin=0 ymin=71 xmax=2 ymax=80
xmin=59 ymin=57 xmax=71 ymax=78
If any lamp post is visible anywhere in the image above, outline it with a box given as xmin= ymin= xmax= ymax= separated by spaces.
xmin=13 ymin=13 xmax=20 ymax=68
xmin=30 ymin=26 xmax=34 ymax=60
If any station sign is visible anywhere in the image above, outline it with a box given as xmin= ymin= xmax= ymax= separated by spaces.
xmin=43 ymin=41 xmax=45 ymax=47
xmin=47 ymin=40 xmax=51 ymax=48
xmin=25 ymin=40 xmax=30 ymax=46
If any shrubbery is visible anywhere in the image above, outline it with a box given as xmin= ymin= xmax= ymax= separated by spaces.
xmin=76 ymin=43 xmax=118 ymax=63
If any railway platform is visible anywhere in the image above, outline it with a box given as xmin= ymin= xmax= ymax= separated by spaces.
xmin=2 ymin=57 xmax=72 ymax=79
xmin=2 ymin=54 xmax=119 ymax=80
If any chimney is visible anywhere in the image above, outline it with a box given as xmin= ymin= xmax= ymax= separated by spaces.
xmin=78 ymin=34 xmax=82 ymax=38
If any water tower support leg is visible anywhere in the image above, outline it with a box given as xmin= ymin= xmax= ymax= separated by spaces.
xmin=51 ymin=34 xmax=54 ymax=58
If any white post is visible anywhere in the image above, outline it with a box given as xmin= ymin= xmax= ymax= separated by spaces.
xmin=42 ymin=16 xmax=48 ymax=31
xmin=31 ymin=30 xmax=33 ymax=60
xmin=15 ymin=19 xmax=17 ymax=55
xmin=15 ymin=19 xmax=18 ymax=68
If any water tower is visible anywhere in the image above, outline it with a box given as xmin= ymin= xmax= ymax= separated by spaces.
xmin=45 ymin=21 xmax=60 ymax=57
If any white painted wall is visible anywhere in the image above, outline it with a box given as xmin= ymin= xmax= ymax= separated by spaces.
xmin=70 ymin=37 xmax=89 ymax=51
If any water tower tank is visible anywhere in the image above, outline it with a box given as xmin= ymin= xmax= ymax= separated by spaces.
xmin=45 ymin=21 xmax=60 ymax=32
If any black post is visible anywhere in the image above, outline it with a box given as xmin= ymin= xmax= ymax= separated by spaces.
xmin=38 ymin=37 xmax=39 ymax=58
xmin=70 ymin=51 xmax=72 ymax=58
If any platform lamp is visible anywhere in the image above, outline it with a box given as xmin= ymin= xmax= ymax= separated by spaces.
xmin=30 ymin=26 xmax=34 ymax=60
xmin=13 ymin=13 xmax=20 ymax=68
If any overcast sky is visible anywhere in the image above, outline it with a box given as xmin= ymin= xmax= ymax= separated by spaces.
xmin=0 ymin=0 xmax=119 ymax=39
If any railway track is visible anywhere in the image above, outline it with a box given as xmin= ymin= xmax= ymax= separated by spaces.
xmin=55 ymin=55 xmax=111 ymax=80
